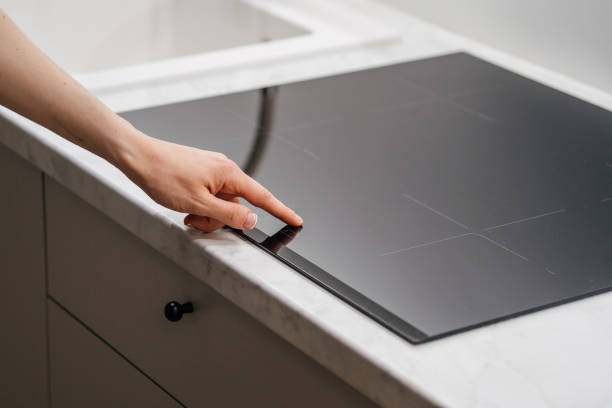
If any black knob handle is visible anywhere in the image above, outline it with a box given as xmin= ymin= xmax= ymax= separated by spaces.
xmin=164 ymin=301 xmax=194 ymax=322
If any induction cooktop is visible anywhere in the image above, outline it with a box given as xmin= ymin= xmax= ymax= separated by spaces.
xmin=120 ymin=53 xmax=612 ymax=343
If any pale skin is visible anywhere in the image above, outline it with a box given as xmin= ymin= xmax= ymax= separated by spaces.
xmin=0 ymin=10 xmax=302 ymax=232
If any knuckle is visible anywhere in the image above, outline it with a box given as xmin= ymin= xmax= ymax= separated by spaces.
xmin=261 ymin=189 xmax=273 ymax=205
xmin=231 ymin=207 xmax=249 ymax=225
xmin=227 ymin=210 xmax=239 ymax=224
xmin=227 ymin=159 xmax=240 ymax=171
xmin=222 ymin=203 xmax=239 ymax=220
xmin=218 ymin=157 xmax=238 ymax=173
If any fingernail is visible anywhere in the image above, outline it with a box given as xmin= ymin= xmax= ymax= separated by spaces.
xmin=296 ymin=214 xmax=303 ymax=225
xmin=243 ymin=213 xmax=257 ymax=230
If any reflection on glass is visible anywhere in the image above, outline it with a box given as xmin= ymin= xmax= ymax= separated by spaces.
xmin=261 ymin=225 xmax=303 ymax=254
xmin=243 ymin=86 xmax=278 ymax=177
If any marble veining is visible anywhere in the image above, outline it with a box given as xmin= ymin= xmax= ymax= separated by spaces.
xmin=2 ymin=2 xmax=612 ymax=407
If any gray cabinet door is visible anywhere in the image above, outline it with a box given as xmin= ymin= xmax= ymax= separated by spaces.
xmin=45 ymin=177 xmax=378 ymax=408
xmin=0 ymin=144 xmax=48 ymax=407
xmin=48 ymin=300 xmax=182 ymax=408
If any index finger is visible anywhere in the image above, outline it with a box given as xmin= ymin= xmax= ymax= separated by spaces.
xmin=235 ymin=173 xmax=303 ymax=227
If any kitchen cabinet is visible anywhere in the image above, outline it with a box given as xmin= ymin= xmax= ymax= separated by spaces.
xmin=0 ymin=141 xmax=377 ymax=407
xmin=48 ymin=300 xmax=180 ymax=407
xmin=45 ymin=176 xmax=377 ymax=407
xmin=0 ymin=144 xmax=48 ymax=408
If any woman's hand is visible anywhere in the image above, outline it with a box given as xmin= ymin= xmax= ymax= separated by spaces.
xmin=0 ymin=10 xmax=301 ymax=232
xmin=118 ymin=128 xmax=302 ymax=232
xmin=0 ymin=10 xmax=302 ymax=232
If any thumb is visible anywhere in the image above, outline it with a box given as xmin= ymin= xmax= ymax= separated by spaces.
xmin=200 ymin=194 xmax=258 ymax=230
xmin=184 ymin=214 xmax=224 ymax=233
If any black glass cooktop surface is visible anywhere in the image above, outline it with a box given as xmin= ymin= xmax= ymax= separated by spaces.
xmin=120 ymin=53 xmax=612 ymax=343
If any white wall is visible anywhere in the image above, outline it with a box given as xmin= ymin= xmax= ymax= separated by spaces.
xmin=382 ymin=0 xmax=612 ymax=94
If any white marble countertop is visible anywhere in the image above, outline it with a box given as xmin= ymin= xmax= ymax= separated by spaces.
xmin=2 ymin=1 xmax=612 ymax=407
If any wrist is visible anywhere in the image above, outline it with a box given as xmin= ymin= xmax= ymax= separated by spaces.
xmin=105 ymin=119 xmax=154 ymax=183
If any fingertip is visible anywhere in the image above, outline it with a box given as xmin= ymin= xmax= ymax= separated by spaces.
xmin=285 ymin=212 xmax=303 ymax=227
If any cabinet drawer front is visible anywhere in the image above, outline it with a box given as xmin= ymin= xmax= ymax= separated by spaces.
xmin=46 ymin=178 xmax=376 ymax=408
xmin=0 ymin=144 xmax=47 ymax=408
xmin=48 ymin=300 xmax=181 ymax=408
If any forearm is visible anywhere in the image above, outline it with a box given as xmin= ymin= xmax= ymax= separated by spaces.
xmin=0 ymin=9 xmax=141 ymax=170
